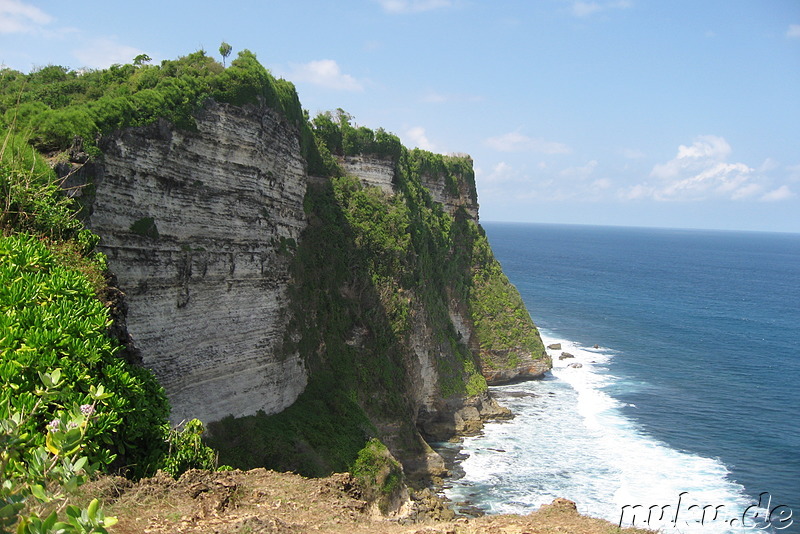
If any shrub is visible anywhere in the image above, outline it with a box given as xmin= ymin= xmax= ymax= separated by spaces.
xmin=350 ymin=438 xmax=404 ymax=513
xmin=0 ymin=369 xmax=117 ymax=533
xmin=0 ymin=131 xmax=83 ymax=239
xmin=0 ymin=233 xmax=170 ymax=477
xmin=161 ymin=419 xmax=218 ymax=477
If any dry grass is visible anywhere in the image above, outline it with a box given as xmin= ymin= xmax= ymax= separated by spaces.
xmin=75 ymin=469 xmax=654 ymax=534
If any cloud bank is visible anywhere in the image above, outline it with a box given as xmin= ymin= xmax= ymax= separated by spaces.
xmin=285 ymin=60 xmax=364 ymax=91
xmin=622 ymin=135 xmax=793 ymax=202
xmin=0 ymin=0 xmax=51 ymax=34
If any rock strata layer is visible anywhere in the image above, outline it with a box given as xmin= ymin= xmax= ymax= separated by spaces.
xmin=85 ymin=101 xmax=308 ymax=424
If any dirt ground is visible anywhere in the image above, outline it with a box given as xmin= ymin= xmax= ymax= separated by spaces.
xmin=78 ymin=469 xmax=653 ymax=534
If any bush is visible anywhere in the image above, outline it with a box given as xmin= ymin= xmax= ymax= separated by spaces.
xmin=161 ymin=419 xmax=218 ymax=477
xmin=1 ymin=369 xmax=117 ymax=533
xmin=1 ymin=49 xmax=323 ymax=168
xmin=0 ymin=131 xmax=83 ymax=239
xmin=0 ymin=233 xmax=170 ymax=477
xmin=351 ymin=438 xmax=404 ymax=513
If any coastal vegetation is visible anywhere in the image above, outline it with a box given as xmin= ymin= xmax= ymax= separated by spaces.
xmin=0 ymin=48 xmax=329 ymax=174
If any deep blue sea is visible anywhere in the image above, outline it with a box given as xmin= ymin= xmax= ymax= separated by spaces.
xmin=445 ymin=222 xmax=800 ymax=534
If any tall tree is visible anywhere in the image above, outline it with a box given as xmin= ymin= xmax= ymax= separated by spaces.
xmin=219 ymin=42 xmax=232 ymax=67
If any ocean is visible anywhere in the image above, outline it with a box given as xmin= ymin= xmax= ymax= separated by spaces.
xmin=444 ymin=222 xmax=800 ymax=534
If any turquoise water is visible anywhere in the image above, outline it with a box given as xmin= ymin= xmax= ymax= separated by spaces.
xmin=445 ymin=223 xmax=800 ymax=533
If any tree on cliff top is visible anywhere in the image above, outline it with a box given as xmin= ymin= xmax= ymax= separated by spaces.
xmin=219 ymin=42 xmax=232 ymax=67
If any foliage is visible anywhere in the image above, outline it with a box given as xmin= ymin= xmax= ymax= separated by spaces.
xmin=469 ymin=246 xmax=545 ymax=369
xmin=1 ymin=369 xmax=117 ymax=533
xmin=129 ymin=216 xmax=158 ymax=239
xmin=160 ymin=419 xmax=218 ymax=477
xmin=0 ymin=233 xmax=170 ymax=478
xmin=1 ymin=41 xmax=544 ymax=485
xmin=1 ymin=129 xmax=85 ymax=240
xmin=218 ymin=42 xmax=232 ymax=67
xmin=350 ymin=438 xmax=404 ymax=512
xmin=208 ymin=382 xmax=376 ymax=477
xmin=0 ymin=50 xmax=327 ymax=173
xmin=311 ymin=109 xmax=403 ymax=160
xmin=132 ymin=54 xmax=151 ymax=67
xmin=208 ymin=142 xmax=501 ymax=474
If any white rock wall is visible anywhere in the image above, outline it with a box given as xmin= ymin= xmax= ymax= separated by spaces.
xmin=341 ymin=155 xmax=479 ymax=221
xmin=420 ymin=170 xmax=479 ymax=221
xmin=89 ymin=101 xmax=308 ymax=424
xmin=339 ymin=156 xmax=396 ymax=194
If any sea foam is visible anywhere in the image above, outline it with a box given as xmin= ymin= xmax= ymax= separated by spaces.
xmin=445 ymin=331 xmax=770 ymax=534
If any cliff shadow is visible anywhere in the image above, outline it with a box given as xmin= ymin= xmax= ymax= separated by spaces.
xmin=206 ymin=176 xmax=431 ymax=480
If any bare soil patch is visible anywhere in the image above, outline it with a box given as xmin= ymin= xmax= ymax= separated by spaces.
xmin=78 ymin=469 xmax=652 ymax=534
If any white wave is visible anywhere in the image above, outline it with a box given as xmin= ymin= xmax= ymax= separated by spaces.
xmin=445 ymin=330 xmax=768 ymax=534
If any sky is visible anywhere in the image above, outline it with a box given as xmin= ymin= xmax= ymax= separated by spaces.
xmin=1 ymin=0 xmax=799 ymax=233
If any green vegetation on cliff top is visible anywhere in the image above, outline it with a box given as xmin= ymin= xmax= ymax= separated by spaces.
xmin=0 ymin=49 xmax=329 ymax=174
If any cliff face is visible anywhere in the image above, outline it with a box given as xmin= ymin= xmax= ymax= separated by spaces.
xmin=337 ymin=154 xmax=541 ymax=440
xmin=340 ymin=154 xmax=479 ymax=222
xmin=85 ymin=101 xmax=308 ymax=424
xmin=79 ymin=99 xmax=549 ymax=476
xmin=340 ymin=154 xmax=549 ymax=390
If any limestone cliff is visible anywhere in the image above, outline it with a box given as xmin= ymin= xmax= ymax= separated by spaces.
xmin=340 ymin=154 xmax=478 ymax=221
xmin=76 ymin=97 xmax=550 ymax=478
xmin=339 ymin=153 xmax=549 ymax=389
xmin=83 ymin=101 xmax=308 ymax=424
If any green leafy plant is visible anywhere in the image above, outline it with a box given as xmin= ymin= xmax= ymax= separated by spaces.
xmin=0 ymin=130 xmax=83 ymax=239
xmin=129 ymin=216 xmax=159 ymax=239
xmin=161 ymin=419 xmax=218 ymax=477
xmin=0 ymin=48 xmax=326 ymax=170
xmin=350 ymin=438 xmax=404 ymax=513
xmin=1 ymin=369 xmax=117 ymax=533
xmin=218 ymin=42 xmax=232 ymax=67
xmin=0 ymin=233 xmax=170 ymax=478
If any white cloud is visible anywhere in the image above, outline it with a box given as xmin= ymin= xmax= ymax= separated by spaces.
xmin=592 ymin=178 xmax=612 ymax=190
xmin=571 ymin=0 xmax=632 ymax=18
xmin=625 ymin=135 xmax=770 ymax=201
xmin=72 ymin=38 xmax=146 ymax=69
xmin=787 ymin=24 xmax=800 ymax=39
xmin=478 ymin=159 xmax=614 ymax=203
xmin=378 ymin=0 xmax=451 ymax=14
xmin=485 ymin=131 xmax=571 ymax=155
xmin=285 ymin=60 xmax=364 ymax=91
xmin=731 ymin=183 xmax=763 ymax=200
xmin=620 ymin=183 xmax=653 ymax=201
xmin=560 ymin=159 xmax=598 ymax=179
xmin=761 ymin=185 xmax=794 ymax=202
xmin=0 ymin=0 xmax=52 ymax=34
xmin=650 ymin=135 xmax=730 ymax=180
xmin=405 ymin=126 xmax=436 ymax=151
xmin=482 ymin=161 xmax=517 ymax=184
xmin=758 ymin=158 xmax=779 ymax=173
